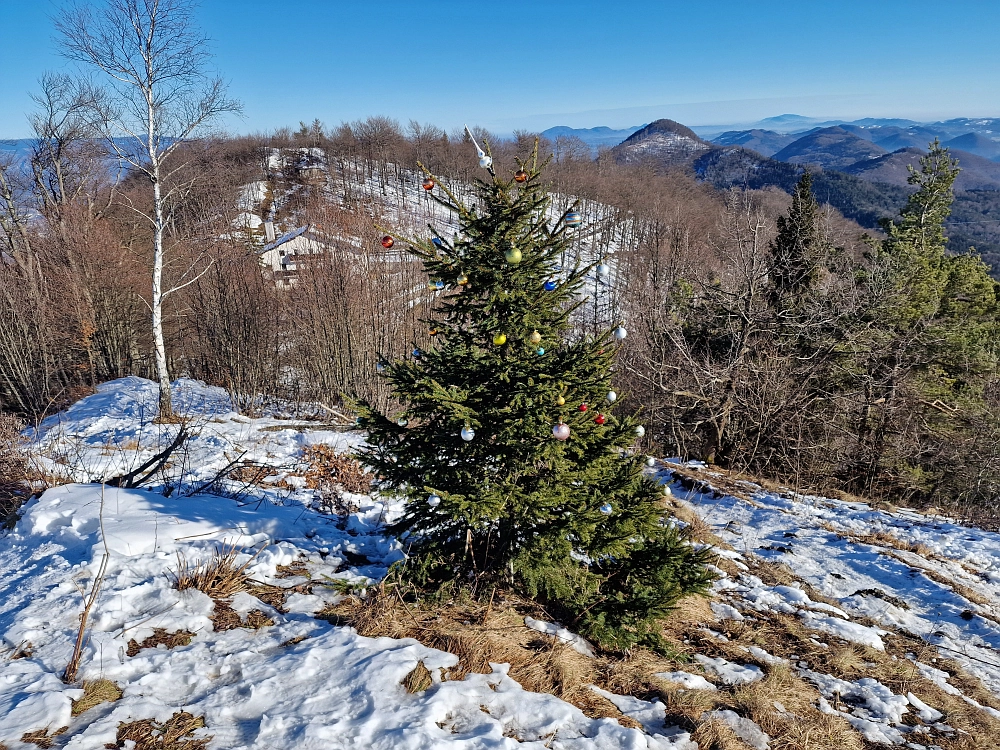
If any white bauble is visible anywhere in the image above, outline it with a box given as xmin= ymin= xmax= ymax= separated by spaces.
xmin=613 ymin=326 xmax=628 ymax=340
xmin=635 ymin=425 xmax=645 ymax=438
xmin=646 ymin=456 xmax=656 ymax=467
xmin=596 ymin=263 xmax=610 ymax=278
xmin=428 ymin=494 xmax=441 ymax=507
xmin=479 ymin=155 xmax=492 ymax=169
xmin=606 ymin=391 xmax=617 ymax=403
xmin=460 ymin=426 xmax=475 ymax=442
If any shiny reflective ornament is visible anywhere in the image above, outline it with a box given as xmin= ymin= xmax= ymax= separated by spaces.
xmin=457 ymin=273 xmax=469 ymax=285
xmin=493 ymin=333 xmax=507 ymax=345
xmin=596 ymin=263 xmax=610 ymax=278
xmin=460 ymin=426 xmax=475 ymax=442
xmin=412 ymin=349 xmax=421 ymax=358
xmin=427 ymin=280 xmax=438 ymax=290
xmin=552 ymin=422 xmax=571 ymax=441
xmin=594 ymin=413 xmax=606 ymax=425
xmin=397 ymin=417 xmax=408 ymax=426
xmin=645 ymin=456 xmax=656 ymax=467
xmin=579 ymin=403 xmax=588 ymax=412
xmin=634 ymin=425 xmax=645 ymax=438
xmin=434 ymin=280 xmax=445 ymax=290
xmin=428 ymin=494 xmax=441 ymax=507
xmin=505 ymin=247 xmax=522 ymax=264
xmin=663 ymin=485 xmax=673 ymax=497
xmin=556 ymin=395 xmax=566 ymax=406
xmin=422 ymin=177 xmax=435 ymax=190
xmin=613 ymin=326 xmax=628 ymax=340
xmin=376 ymin=361 xmax=386 ymax=372
xmin=565 ymin=211 xmax=582 ymax=227
xmin=429 ymin=328 xmax=438 ymax=336
xmin=381 ymin=235 xmax=394 ymax=249
xmin=529 ymin=330 xmax=542 ymax=345
xmin=606 ymin=391 xmax=617 ymax=403
xmin=543 ymin=280 xmax=557 ymax=291
xmin=479 ymin=154 xmax=493 ymax=169
xmin=599 ymin=502 xmax=613 ymax=515
xmin=536 ymin=347 xmax=545 ymax=356
xmin=514 ymin=169 xmax=528 ymax=183
xmin=432 ymin=237 xmax=444 ymax=248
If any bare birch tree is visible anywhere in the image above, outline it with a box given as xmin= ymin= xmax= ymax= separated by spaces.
xmin=56 ymin=0 xmax=240 ymax=415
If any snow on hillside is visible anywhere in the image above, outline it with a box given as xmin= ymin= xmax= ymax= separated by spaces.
xmin=4 ymin=378 xmax=1000 ymax=748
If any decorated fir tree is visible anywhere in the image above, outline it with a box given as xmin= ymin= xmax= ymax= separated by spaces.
xmin=356 ymin=139 xmax=712 ymax=649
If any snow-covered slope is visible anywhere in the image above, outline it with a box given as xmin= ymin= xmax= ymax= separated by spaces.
xmin=4 ymin=378 xmax=1000 ymax=748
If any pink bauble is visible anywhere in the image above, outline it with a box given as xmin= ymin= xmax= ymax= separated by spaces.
xmin=552 ymin=423 xmax=571 ymax=441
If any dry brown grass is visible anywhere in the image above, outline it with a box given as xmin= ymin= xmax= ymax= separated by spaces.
xmin=402 ymin=661 xmax=433 ymax=693
xmin=303 ymin=446 xmax=372 ymax=514
xmin=126 ymin=628 xmax=195 ymax=657
xmin=105 ymin=711 xmax=211 ymax=750
xmin=20 ymin=727 xmax=67 ymax=749
xmin=171 ymin=545 xmax=260 ymax=600
xmin=71 ymin=678 xmax=123 ymax=715
xmin=211 ymin=600 xmax=274 ymax=632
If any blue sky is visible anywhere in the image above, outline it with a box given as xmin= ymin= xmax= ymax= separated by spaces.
xmin=1 ymin=0 xmax=998 ymax=138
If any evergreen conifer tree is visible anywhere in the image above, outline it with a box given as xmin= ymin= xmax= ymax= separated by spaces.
xmin=768 ymin=171 xmax=822 ymax=310
xmin=356 ymin=144 xmax=713 ymax=650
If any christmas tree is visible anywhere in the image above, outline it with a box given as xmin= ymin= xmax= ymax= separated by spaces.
xmin=356 ymin=139 xmax=712 ymax=650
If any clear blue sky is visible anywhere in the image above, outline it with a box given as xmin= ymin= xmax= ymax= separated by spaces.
xmin=1 ymin=0 xmax=998 ymax=138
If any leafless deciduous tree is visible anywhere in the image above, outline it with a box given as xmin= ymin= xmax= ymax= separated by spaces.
xmin=56 ymin=0 xmax=241 ymax=416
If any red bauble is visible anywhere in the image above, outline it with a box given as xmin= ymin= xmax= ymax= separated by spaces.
xmin=594 ymin=414 xmax=606 ymax=425
xmin=514 ymin=169 xmax=528 ymax=183
xmin=381 ymin=235 xmax=394 ymax=249
xmin=579 ymin=403 xmax=588 ymax=412
xmin=422 ymin=177 xmax=435 ymax=190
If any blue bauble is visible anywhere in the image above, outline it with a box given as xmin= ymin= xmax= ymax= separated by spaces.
xmin=543 ymin=280 xmax=557 ymax=292
xmin=565 ymin=211 xmax=582 ymax=227
xmin=432 ymin=237 xmax=444 ymax=248
xmin=536 ymin=347 xmax=545 ymax=356
xmin=599 ymin=502 xmax=613 ymax=515
xmin=412 ymin=348 xmax=421 ymax=358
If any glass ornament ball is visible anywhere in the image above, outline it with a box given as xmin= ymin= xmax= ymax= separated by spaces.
xmin=412 ymin=348 xmax=421 ymax=358
xmin=434 ymin=280 xmax=445 ymax=290
xmin=635 ymin=425 xmax=645 ymax=438
xmin=663 ymin=485 xmax=673 ymax=497
xmin=428 ymin=494 xmax=441 ymax=507
xmin=380 ymin=235 xmax=394 ymax=249
xmin=514 ymin=169 xmax=528 ymax=183
xmin=529 ymin=330 xmax=542 ymax=345
xmin=479 ymin=155 xmax=493 ymax=169
xmin=376 ymin=361 xmax=386 ymax=372
xmin=556 ymin=395 xmax=566 ymax=406
xmin=397 ymin=417 xmax=408 ymax=426
xmin=565 ymin=211 xmax=582 ymax=227
xmin=606 ymin=391 xmax=617 ymax=403
xmin=596 ymin=263 xmax=611 ymax=278
xmin=429 ymin=328 xmax=438 ymax=336
xmin=505 ymin=247 xmax=522 ymax=264
xmin=432 ymin=237 xmax=444 ymax=248
xmin=579 ymin=403 xmax=588 ymax=412
xmin=536 ymin=347 xmax=545 ymax=356
xmin=421 ymin=177 xmax=435 ymax=190
xmin=457 ymin=273 xmax=469 ymax=285
xmin=594 ymin=413 xmax=606 ymax=425
xmin=460 ymin=426 xmax=475 ymax=442
xmin=599 ymin=502 xmax=613 ymax=515
xmin=646 ymin=456 xmax=656 ymax=467
xmin=493 ymin=333 xmax=507 ymax=346
xmin=552 ymin=422 xmax=571 ymax=441
xmin=543 ymin=280 xmax=557 ymax=292
xmin=614 ymin=326 xmax=628 ymax=340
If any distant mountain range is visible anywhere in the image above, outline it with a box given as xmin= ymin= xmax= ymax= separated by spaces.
xmin=539 ymin=125 xmax=641 ymax=151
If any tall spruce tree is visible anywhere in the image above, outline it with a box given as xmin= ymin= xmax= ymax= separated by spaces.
xmin=768 ymin=171 xmax=822 ymax=310
xmin=356 ymin=144 xmax=712 ymax=650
